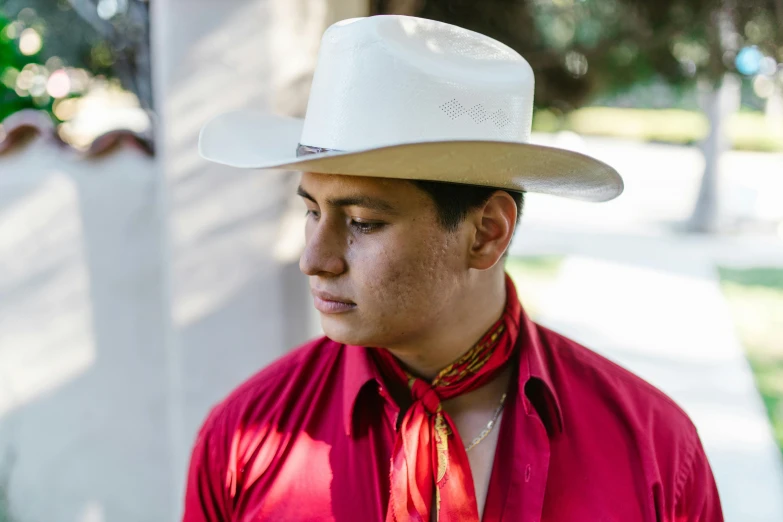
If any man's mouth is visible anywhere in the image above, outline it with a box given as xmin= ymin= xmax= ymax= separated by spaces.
xmin=311 ymin=290 xmax=357 ymax=314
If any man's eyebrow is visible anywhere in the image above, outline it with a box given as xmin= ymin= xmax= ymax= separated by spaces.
xmin=296 ymin=185 xmax=317 ymax=203
xmin=296 ymin=185 xmax=398 ymax=213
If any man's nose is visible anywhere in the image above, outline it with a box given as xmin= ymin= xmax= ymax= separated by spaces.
xmin=299 ymin=219 xmax=347 ymax=276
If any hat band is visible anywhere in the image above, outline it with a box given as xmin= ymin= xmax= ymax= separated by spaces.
xmin=296 ymin=143 xmax=342 ymax=157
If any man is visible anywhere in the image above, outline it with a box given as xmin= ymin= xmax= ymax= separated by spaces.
xmin=186 ymin=15 xmax=723 ymax=522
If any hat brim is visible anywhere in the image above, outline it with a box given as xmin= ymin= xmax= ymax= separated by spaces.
xmin=199 ymin=110 xmax=624 ymax=202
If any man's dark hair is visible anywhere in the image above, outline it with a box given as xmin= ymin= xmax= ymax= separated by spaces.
xmin=410 ymin=180 xmax=525 ymax=232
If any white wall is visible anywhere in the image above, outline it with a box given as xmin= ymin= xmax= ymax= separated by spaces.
xmin=0 ymin=142 xmax=170 ymax=522
xmin=0 ymin=1 xmax=369 ymax=520
xmin=154 ymin=0 xmax=368 ymax=519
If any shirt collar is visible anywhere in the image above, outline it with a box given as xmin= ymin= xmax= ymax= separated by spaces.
xmin=341 ymin=292 xmax=565 ymax=438
xmin=343 ymin=343 xmax=381 ymax=436
xmin=516 ymin=304 xmax=565 ymax=436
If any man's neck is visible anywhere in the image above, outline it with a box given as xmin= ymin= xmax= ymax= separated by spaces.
xmin=382 ymin=271 xmax=507 ymax=380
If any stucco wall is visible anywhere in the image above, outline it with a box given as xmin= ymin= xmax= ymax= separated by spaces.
xmin=0 ymin=1 xmax=369 ymax=520
xmin=0 ymin=142 xmax=170 ymax=522
xmin=153 ymin=0 xmax=368 ymax=516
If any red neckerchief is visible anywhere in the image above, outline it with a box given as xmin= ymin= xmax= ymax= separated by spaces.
xmin=372 ymin=274 xmax=522 ymax=521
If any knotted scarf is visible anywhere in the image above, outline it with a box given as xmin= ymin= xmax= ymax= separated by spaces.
xmin=372 ymin=275 xmax=522 ymax=521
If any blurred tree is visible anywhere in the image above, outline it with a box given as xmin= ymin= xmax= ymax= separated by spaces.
xmin=374 ymin=0 xmax=783 ymax=233
xmin=0 ymin=13 xmax=53 ymax=121
xmin=56 ymin=0 xmax=153 ymax=111
xmin=0 ymin=0 xmax=151 ymax=122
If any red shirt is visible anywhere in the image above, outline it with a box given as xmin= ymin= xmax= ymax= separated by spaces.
xmin=183 ymin=305 xmax=723 ymax=521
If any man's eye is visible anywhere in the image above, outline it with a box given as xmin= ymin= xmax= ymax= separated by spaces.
xmin=350 ymin=220 xmax=384 ymax=233
xmin=305 ymin=209 xmax=320 ymax=220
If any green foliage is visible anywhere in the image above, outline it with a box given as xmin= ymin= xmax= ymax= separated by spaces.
xmin=0 ymin=1 xmax=152 ymax=124
xmin=3 ymin=0 xmax=123 ymax=80
xmin=0 ymin=13 xmax=52 ymax=121
xmin=376 ymin=0 xmax=783 ymax=110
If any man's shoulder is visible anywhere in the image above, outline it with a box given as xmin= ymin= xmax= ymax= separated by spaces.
xmin=536 ymin=323 xmax=698 ymax=439
xmin=536 ymin=323 xmax=708 ymax=503
xmin=198 ymin=336 xmax=344 ymax=435
xmin=232 ymin=336 xmax=340 ymax=396
xmin=530 ymin=326 xmax=720 ymax=518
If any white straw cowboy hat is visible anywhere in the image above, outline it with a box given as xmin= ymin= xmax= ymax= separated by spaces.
xmin=199 ymin=15 xmax=623 ymax=202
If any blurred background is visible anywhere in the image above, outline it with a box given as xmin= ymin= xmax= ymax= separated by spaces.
xmin=0 ymin=0 xmax=781 ymax=520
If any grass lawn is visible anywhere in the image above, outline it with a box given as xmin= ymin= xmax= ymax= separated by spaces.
xmin=718 ymin=267 xmax=783 ymax=457
xmin=533 ymin=107 xmax=783 ymax=152
xmin=505 ymin=255 xmax=563 ymax=319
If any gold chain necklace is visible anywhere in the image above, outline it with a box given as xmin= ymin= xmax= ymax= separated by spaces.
xmin=464 ymin=392 xmax=508 ymax=452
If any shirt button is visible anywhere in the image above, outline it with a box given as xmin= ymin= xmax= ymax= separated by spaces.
xmin=525 ymin=465 xmax=532 ymax=482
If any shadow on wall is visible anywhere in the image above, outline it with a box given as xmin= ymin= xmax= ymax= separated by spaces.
xmin=0 ymin=0 xmax=365 ymax=519
xmin=0 ymin=145 xmax=310 ymax=521
xmin=0 ymin=141 xmax=171 ymax=522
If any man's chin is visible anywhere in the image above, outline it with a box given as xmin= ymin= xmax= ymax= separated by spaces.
xmin=322 ymin=329 xmax=369 ymax=347
xmin=321 ymin=316 xmax=375 ymax=347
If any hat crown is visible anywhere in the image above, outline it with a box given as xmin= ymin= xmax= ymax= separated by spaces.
xmin=300 ymin=15 xmax=535 ymax=151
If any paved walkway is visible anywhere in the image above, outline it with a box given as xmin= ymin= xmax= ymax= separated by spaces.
xmin=510 ymin=227 xmax=783 ymax=521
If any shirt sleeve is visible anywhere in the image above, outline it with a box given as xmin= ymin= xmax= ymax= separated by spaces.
xmin=674 ymin=434 xmax=724 ymax=522
xmin=182 ymin=407 xmax=233 ymax=522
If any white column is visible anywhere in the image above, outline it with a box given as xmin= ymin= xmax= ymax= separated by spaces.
xmin=151 ymin=1 xmax=369 ymax=519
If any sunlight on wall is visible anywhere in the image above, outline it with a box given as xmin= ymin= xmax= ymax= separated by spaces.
xmin=0 ymin=172 xmax=96 ymax=416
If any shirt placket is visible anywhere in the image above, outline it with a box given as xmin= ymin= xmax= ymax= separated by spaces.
xmin=483 ymin=387 xmax=551 ymax=522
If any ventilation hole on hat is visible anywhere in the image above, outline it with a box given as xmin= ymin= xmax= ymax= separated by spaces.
xmin=489 ymin=109 xmax=511 ymax=128
xmin=440 ymin=99 xmax=465 ymax=119
xmin=469 ymin=104 xmax=489 ymax=123
xmin=442 ymin=100 xmax=510 ymax=125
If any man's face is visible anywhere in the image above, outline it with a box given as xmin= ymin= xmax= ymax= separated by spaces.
xmin=298 ymin=172 xmax=468 ymax=348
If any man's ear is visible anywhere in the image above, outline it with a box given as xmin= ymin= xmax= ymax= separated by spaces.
xmin=467 ymin=191 xmax=517 ymax=270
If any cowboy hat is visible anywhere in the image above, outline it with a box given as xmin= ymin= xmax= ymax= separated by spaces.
xmin=199 ymin=15 xmax=623 ymax=202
